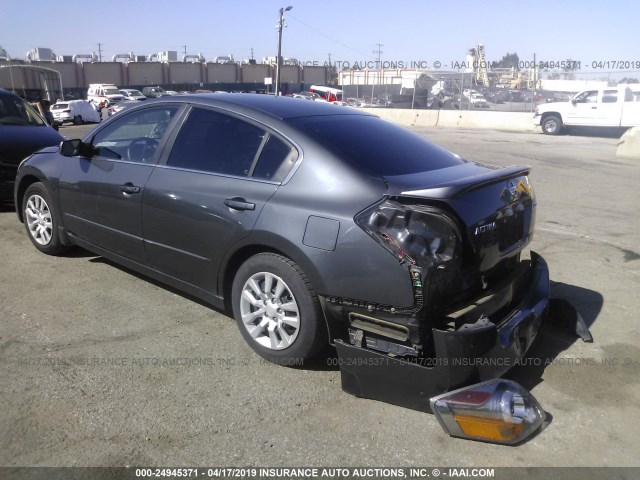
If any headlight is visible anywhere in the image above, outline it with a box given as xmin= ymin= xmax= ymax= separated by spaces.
xmin=355 ymin=199 xmax=460 ymax=268
xmin=430 ymin=379 xmax=546 ymax=444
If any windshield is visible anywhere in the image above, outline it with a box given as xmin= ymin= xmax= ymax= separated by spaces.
xmin=0 ymin=94 xmax=46 ymax=126
xmin=129 ymin=90 xmax=143 ymax=96
xmin=293 ymin=115 xmax=465 ymax=176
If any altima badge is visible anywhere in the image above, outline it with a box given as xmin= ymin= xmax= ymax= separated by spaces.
xmin=474 ymin=221 xmax=496 ymax=235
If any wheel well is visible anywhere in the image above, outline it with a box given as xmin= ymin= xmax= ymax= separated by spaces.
xmin=221 ymin=245 xmax=284 ymax=311
xmin=541 ymin=111 xmax=562 ymax=123
xmin=15 ymin=175 xmax=42 ymax=222
xmin=220 ymin=244 xmax=338 ymax=345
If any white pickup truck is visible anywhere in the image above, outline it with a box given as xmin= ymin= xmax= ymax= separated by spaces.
xmin=463 ymin=89 xmax=490 ymax=108
xmin=534 ymin=86 xmax=640 ymax=134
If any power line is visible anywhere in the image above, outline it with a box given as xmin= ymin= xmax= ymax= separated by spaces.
xmin=287 ymin=14 xmax=374 ymax=58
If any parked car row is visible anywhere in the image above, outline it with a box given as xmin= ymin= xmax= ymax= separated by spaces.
xmin=120 ymin=89 xmax=146 ymax=101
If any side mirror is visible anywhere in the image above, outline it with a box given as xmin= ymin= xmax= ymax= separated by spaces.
xmin=60 ymin=139 xmax=93 ymax=158
xmin=571 ymin=99 xmax=577 ymax=105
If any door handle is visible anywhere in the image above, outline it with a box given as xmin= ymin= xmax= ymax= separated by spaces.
xmin=121 ymin=183 xmax=141 ymax=194
xmin=224 ymin=198 xmax=255 ymax=211
xmin=591 ymin=106 xmax=597 ymax=109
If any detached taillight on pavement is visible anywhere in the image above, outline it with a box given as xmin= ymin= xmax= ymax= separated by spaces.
xmin=430 ymin=379 xmax=546 ymax=445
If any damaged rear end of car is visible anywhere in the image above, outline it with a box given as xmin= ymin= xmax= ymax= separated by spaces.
xmin=297 ymin=115 xmax=550 ymax=443
xmin=330 ymin=165 xmax=549 ymax=371
xmin=288 ymin=112 xmax=550 ymax=442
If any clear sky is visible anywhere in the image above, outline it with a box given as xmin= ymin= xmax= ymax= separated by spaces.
xmin=1 ymin=0 xmax=639 ymax=76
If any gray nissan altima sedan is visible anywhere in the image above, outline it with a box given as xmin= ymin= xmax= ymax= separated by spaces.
xmin=14 ymin=94 xmax=549 ymax=382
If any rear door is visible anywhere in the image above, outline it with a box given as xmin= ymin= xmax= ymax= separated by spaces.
xmin=58 ymin=104 xmax=181 ymax=263
xmin=142 ymin=106 xmax=298 ymax=293
xmin=596 ymin=89 xmax=624 ymax=126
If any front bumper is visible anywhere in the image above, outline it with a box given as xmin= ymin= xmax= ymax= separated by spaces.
xmin=336 ymin=252 xmax=550 ymax=412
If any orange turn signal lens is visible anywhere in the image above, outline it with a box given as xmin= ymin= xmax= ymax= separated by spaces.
xmin=453 ymin=414 xmax=525 ymax=443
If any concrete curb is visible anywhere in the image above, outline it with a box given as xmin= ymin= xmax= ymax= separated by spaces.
xmin=616 ymin=127 xmax=640 ymax=159
xmin=357 ymin=107 xmax=537 ymax=132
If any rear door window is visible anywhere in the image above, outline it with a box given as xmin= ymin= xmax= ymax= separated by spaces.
xmin=167 ymin=107 xmax=266 ymax=177
xmin=602 ymin=90 xmax=618 ymax=103
xmin=167 ymin=107 xmax=299 ymax=182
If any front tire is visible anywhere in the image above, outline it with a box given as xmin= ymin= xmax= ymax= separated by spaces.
xmin=23 ymin=182 xmax=69 ymax=255
xmin=541 ymin=115 xmax=562 ymax=135
xmin=73 ymin=115 xmax=83 ymax=125
xmin=231 ymin=253 xmax=327 ymax=364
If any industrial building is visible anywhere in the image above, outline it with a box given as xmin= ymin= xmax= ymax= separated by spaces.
xmin=0 ymin=47 xmax=331 ymax=101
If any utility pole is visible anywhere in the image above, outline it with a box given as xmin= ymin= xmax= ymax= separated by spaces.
xmin=275 ymin=5 xmax=293 ymax=96
xmin=372 ymin=43 xmax=383 ymax=101
xmin=327 ymin=53 xmax=334 ymax=84
xmin=182 ymin=45 xmax=187 ymax=58
xmin=532 ymin=52 xmax=537 ymax=113
xmin=97 ymin=43 xmax=103 ymax=62
xmin=373 ymin=43 xmax=383 ymax=67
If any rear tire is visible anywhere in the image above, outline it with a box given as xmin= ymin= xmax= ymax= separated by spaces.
xmin=23 ymin=182 xmax=69 ymax=255
xmin=541 ymin=115 xmax=562 ymax=135
xmin=231 ymin=253 xmax=327 ymax=365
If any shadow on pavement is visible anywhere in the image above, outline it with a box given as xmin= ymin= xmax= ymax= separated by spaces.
xmin=505 ymin=281 xmax=603 ymax=391
xmin=563 ymin=126 xmax=628 ymax=138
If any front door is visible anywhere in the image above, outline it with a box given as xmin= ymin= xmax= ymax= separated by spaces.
xmin=58 ymin=105 xmax=181 ymax=263
xmin=565 ymin=90 xmax=598 ymax=125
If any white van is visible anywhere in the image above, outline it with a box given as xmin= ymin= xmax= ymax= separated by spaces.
xmin=87 ymin=84 xmax=125 ymax=107
xmin=51 ymin=100 xmax=102 ymax=125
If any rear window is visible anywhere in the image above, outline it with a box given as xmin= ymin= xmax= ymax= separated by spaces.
xmin=293 ymin=115 xmax=465 ymax=176
xmin=52 ymin=103 xmax=69 ymax=110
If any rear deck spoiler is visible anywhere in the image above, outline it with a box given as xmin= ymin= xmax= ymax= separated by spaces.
xmin=398 ymin=165 xmax=531 ymax=200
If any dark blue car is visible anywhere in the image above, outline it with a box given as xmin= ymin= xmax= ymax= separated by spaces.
xmin=0 ymin=88 xmax=63 ymax=200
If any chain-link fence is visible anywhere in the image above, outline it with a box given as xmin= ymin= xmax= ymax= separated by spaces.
xmin=339 ymin=69 xmax=640 ymax=113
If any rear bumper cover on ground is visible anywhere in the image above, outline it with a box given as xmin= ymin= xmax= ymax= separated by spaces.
xmin=336 ymin=252 xmax=550 ymax=412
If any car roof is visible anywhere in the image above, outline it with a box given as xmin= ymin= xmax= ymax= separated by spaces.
xmin=162 ymin=93 xmax=368 ymax=120
xmin=0 ymin=88 xmax=21 ymax=97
